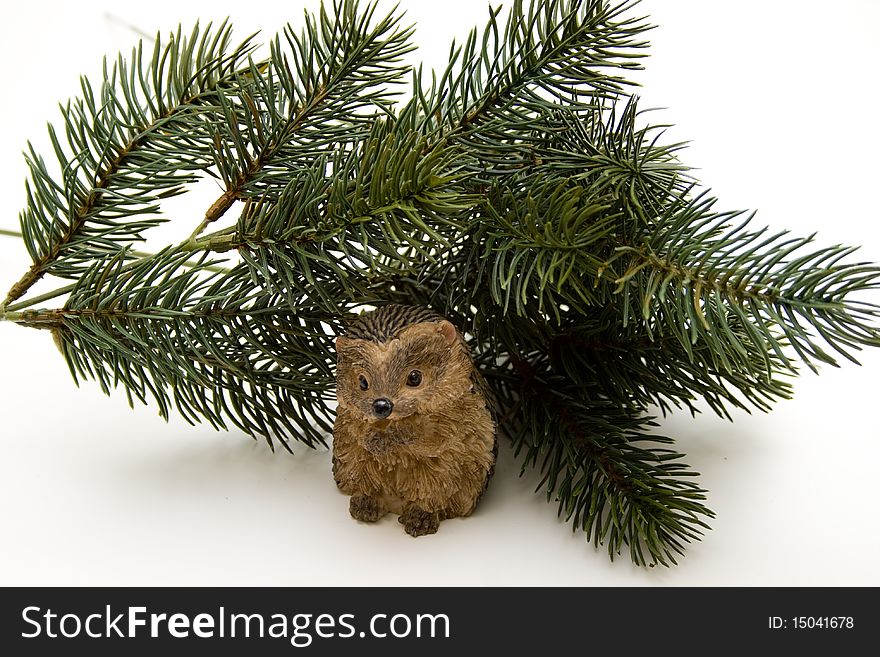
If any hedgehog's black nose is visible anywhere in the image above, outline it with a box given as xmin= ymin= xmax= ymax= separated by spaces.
xmin=372 ymin=398 xmax=393 ymax=418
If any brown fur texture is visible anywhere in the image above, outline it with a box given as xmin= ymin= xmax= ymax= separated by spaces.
xmin=332 ymin=305 xmax=496 ymax=536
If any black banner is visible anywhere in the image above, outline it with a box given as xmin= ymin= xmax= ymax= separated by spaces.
xmin=0 ymin=587 xmax=874 ymax=654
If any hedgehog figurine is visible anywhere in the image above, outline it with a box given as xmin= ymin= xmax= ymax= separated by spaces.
xmin=331 ymin=304 xmax=497 ymax=536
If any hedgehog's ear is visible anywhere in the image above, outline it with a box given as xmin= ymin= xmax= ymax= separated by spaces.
xmin=437 ymin=320 xmax=457 ymax=345
xmin=335 ymin=336 xmax=355 ymax=352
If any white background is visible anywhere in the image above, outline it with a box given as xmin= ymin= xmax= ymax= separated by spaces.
xmin=1 ymin=0 xmax=878 ymax=586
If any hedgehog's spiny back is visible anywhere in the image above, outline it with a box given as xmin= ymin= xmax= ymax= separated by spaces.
xmin=344 ymin=304 xmax=444 ymax=343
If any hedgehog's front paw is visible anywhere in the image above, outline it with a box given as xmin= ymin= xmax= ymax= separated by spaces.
xmin=350 ymin=494 xmax=384 ymax=522
xmin=398 ymin=505 xmax=440 ymax=537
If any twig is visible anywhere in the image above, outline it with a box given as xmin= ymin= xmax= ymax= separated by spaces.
xmin=1 ymin=247 xmax=232 ymax=317
xmin=103 ymin=12 xmax=153 ymax=40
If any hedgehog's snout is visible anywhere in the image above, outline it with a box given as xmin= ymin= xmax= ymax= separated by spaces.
xmin=372 ymin=397 xmax=393 ymax=419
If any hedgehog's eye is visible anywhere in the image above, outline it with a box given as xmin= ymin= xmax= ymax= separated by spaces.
xmin=358 ymin=374 xmax=369 ymax=391
xmin=406 ymin=370 xmax=422 ymax=387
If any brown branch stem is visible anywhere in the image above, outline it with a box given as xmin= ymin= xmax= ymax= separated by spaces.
xmin=4 ymin=143 xmax=133 ymax=306
xmin=617 ymin=249 xmax=779 ymax=307
xmin=195 ymin=87 xmax=329 ymax=234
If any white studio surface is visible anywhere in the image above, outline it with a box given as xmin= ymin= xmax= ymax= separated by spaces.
xmin=0 ymin=0 xmax=878 ymax=586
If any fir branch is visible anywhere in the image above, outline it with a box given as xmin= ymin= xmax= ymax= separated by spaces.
xmin=548 ymin=322 xmax=795 ymax=417
xmin=526 ymin=98 xmax=692 ymax=225
xmin=612 ymin=193 xmax=880 ymax=373
xmin=6 ymin=22 xmax=257 ymax=305
xmin=229 ymin=123 xmax=479 ymax=311
xmin=446 ymin=96 xmax=694 ymax=322
xmin=487 ymin=354 xmax=712 ymax=567
xmin=30 ymin=250 xmax=339 ymax=449
xmin=197 ymin=0 xmax=416 ymax=230
xmin=403 ymin=0 xmax=652 ymax=174
xmin=474 ymin=180 xmax=616 ymax=317
xmin=2 ymin=2 xmax=878 ymax=568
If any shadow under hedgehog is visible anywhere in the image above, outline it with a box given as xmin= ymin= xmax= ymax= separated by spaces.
xmin=332 ymin=304 xmax=497 ymax=536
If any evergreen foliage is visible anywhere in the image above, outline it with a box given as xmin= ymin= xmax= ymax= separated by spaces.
xmin=2 ymin=0 xmax=878 ymax=566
